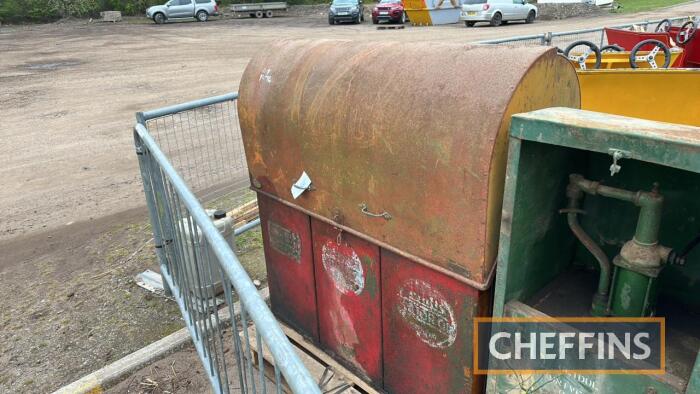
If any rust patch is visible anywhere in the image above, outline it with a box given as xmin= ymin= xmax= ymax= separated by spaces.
xmin=268 ymin=220 xmax=301 ymax=262
xmin=238 ymin=40 xmax=580 ymax=286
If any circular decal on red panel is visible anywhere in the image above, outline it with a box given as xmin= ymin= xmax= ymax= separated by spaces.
xmin=398 ymin=279 xmax=456 ymax=349
xmin=321 ymin=241 xmax=364 ymax=295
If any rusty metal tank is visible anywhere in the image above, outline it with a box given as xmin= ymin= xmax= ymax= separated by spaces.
xmin=239 ymin=40 xmax=580 ymax=289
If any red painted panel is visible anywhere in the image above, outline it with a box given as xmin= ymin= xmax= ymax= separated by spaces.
xmin=312 ymin=220 xmax=383 ymax=385
xmin=604 ymin=28 xmax=672 ymax=51
xmin=258 ymin=193 xmax=318 ymax=341
xmin=382 ymin=250 xmax=488 ymax=394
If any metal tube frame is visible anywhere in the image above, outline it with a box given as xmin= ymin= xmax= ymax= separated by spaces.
xmin=134 ymin=94 xmax=320 ymax=394
xmin=475 ymin=16 xmax=695 ymax=46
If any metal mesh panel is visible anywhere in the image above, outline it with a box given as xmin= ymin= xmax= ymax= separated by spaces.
xmin=476 ymin=34 xmax=546 ymax=46
xmin=134 ymin=94 xmax=321 ymax=394
xmin=144 ymin=97 xmax=248 ymax=201
xmin=507 ymin=37 xmax=546 ymax=46
xmin=550 ymin=30 xmax=609 ymax=50
xmin=144 ymin=161 xmax=273 ymax=394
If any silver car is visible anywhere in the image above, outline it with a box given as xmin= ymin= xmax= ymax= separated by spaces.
xmin=460 ymin=0 xmax=537 ymax=27
xmin=146 ymin=0 xmax=220 ymax=24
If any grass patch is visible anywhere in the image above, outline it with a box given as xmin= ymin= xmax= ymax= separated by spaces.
xmin=613 ymin=0 xmax=690 ymax=13
xmin=205 ymin=188 xmax=256 ymax=213
xmin=235 ymin=227 xmax=263 ymax=253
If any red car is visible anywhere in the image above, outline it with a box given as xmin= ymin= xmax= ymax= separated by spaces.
xmin=372 ymin=0 xmax=406 ymax=24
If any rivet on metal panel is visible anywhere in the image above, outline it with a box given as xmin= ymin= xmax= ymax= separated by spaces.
xmin=331 ymin=208 xmax=344 ymax=225
xmin=252 ymin=177 xmax=262 ymax=189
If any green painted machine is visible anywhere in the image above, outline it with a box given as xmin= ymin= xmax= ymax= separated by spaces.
xmin=565 ymin=173 xmax=686 ymax=318
xmin=489 ymin=108 xmax=700 ymax=393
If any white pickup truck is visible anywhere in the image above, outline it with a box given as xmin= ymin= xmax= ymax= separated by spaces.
xmin=146 ymin=0 xmax=220 ymax=24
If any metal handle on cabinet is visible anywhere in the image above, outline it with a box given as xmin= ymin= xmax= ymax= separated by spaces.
xmin=359 ymin=203 xmax=392 ymax=220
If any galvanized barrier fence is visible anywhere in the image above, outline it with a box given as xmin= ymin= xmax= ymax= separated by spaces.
xmin=141 ymin=93 xmax=249 ymax=202
xmin=476 ymin=16 xmax=694 ymax=49
xmin=134 ymin=94 xmax=321 ymax=394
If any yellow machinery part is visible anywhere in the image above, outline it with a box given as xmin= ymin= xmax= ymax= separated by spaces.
xmin=578 ymin=69 xmax=700 ymax=127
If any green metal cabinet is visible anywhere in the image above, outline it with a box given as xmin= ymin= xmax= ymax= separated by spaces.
xmin=488 ymin=108 xmax=700 ymax=394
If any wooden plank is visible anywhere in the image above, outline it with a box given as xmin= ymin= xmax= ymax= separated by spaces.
xmin=278 ymin=322 xmax=382 ymax=394
xmin=235 ymin=208 xmax=259 ymax=223
xmin=228 ymin=199 xmax=260 ymax=229
xmin=243 ymin=325 xmax=363 ymax=394
xmin=228 ymin=199 xmax=258 ymax=219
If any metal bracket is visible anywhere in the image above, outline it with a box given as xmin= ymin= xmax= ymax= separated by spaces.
xmin=292 ymin=184 xmax=315 ymax=192
xmin=291 ymin=171 xmax=313 ymax=199
xmin=608 ymin=149 xmax=631 ymax=176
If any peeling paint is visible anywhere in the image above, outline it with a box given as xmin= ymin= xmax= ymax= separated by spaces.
xmin=329 ymin=299 xmax=359 ymax=346
xmin=322 ymin=241 xmax=365 ymax=295
xmin=259 ymin=68 xmax=272 ymax=84
xmin=398 ymin=279 xmax=456 ymax=349
xmin=363 ymin=262 xmax=378 ymax=300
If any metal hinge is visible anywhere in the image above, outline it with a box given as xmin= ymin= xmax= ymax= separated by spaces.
xmin=608 ymin=148 xmax=631 ymax=176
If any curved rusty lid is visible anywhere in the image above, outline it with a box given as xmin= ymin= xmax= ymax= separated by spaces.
xmin=239 ymin=40 xmax=580 ymax=289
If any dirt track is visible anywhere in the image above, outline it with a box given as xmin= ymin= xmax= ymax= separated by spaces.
xmin=1 ymin=2 xmax=700 ymax=243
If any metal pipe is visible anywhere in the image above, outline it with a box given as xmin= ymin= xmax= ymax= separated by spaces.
xmin=476 ymin=34 xmax=546 ymax=44
xmin=475 ymin=17 xmax=690 ymax=45
xmin=235 ymin=218 xmax=261 ymax=236
xmin=564 ymin=175 xmax=611 ymax=316
xmin=570 ymin=175 xmax=664 ymax=245
xmin=139 ymin=92 xmax=239 ymax=121
xmin=566 ymin=213 xmax=612 ymax=298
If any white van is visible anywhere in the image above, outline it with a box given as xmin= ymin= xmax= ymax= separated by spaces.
xmin=460 ymin=0 xmax=537 ymax=27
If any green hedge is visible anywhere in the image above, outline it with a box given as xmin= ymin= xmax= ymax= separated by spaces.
xmin=0 ymin=0 xmax=163 ymax=22
xmin=0 ymin=0 xmax=61 ymax=22
xmin=0 ymin=0 xmax=324 ymax=22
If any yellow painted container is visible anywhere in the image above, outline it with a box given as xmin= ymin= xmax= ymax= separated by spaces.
xmin=578 ymin=69 xmax=700 ymax=127
xmin=570 ymin=50 xmax=683 ymax=69
xmin=404 ymin=0 xmax=461 ymax=25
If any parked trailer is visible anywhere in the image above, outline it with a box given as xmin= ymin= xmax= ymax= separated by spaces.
xmin=230 ymin=2 xmax=287 ymax=18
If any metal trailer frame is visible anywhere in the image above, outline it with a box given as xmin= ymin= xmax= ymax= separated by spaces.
xmin=230 ymin=2 xmax=288 ymax=18
xmin=134 ymin=93 xmax=320 ymax=394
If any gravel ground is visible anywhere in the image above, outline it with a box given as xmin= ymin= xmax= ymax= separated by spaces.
xmin=1 ymin=1 xmax=699 ymax=242
xmin=0 ymin=190 xmax=264 ymax=393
